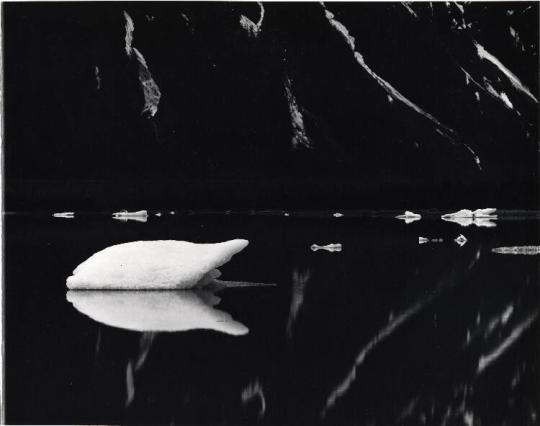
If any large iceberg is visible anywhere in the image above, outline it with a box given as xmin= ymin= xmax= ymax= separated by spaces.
xmin=66 ymin=239 xmax=249 ymax=290
xmin=66 ymin=290 xmax=248 ymax=335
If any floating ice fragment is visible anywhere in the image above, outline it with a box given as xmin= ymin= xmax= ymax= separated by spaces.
xmin=492 ymin=246 xmax=540 ymax=255
xmin=419 ymin=237 xmax=443 ymax=244
xmin=113 ymin=210 xmax=149 ymax=223
xmin=66 ymin=289 xmax=248 ymax=335
xmin=396 ymin=210 xmax=421 ymax=224
xmin=53 ymin=212 xmax=75 ymax=219
xmin=155 ymin=212 xmax=162 ymax=217
xmin=454 ymin=234 xmax=468 ymax=247
xmin=333 ymin=212 xmax=344 ymax=218
xmin=311 ymin=243 xmax=342 ymax=252
xmin=66 ymin=239 xmax=249 ymax=290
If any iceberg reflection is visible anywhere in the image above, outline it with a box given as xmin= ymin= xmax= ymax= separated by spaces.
xmin=66 ymin=289 xmax=249 ymax=335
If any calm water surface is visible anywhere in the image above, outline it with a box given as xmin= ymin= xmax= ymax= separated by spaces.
xmin=4 ymin=212 xmax=539 ymax=424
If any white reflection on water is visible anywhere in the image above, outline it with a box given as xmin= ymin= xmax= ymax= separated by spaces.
xmin=66 ymin=290 xmax=249 ymax=335
xmin=477 ymin=310 xmax=538 ymax=374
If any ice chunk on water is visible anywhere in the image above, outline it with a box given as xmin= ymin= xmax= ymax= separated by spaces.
xmin=419 ymin=236 xmax=443 ymax=244
xmin=311 ymin=243 xmax=342 ymax=252
xmin=66 ymin=239 xmax=249 ymax=290
xmin=492 ymin=246 xmax=540 ymax=255
xmin=454 ymin=234 xmax=468 ymax=247
xmin=53 ymin=212 xmax=75 ymax=219
xmin=66 ymin=290 xmax=248 ymax=335
xmin=112 ymin=210 xmax=149 ymax=223
xmin=396 ymin=211 xmax=421 ymax=224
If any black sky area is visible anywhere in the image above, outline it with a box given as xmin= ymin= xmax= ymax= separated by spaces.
xmin=2 ymin=2 xmax=539 ymax=210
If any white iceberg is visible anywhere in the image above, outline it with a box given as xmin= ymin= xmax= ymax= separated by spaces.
xmin=333 ymin=212 xmax=344 ymax=218
xmin=112 ymin=210 xmax=149 ymax=223
xmin=66 ymin=290 xmax=248 ymax=335
xmin=66 ymin=239 xmax=249 ymax=290
xmin=418 ymin=237 xmax=429 ymax=244
xmin=396 ymin=211 xmax=422 ymax=224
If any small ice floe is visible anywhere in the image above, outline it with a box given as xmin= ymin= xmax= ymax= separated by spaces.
xmin=66 ymin=289 xmax=248 ymax=335
xmin=169 ymin=211 xmax=175 ymax=215
xmin=112 ymin=210 xmax=149 ymax=223
xmin=284 ymin=212 xmax=290 ymax=217
xmin=418 ymin=237 xmax=443 ymax=244
xmin=66 ymin=239 xmax=249 ymax=290
xmin=311 ymin=243 xmax=342 ymax=252
xmin=155 ymin=212 xmax=162 ymax=217
xmin=333 ymin=212 xmax=344 ymax=218
xmin=454 ymin=234 xmax=468 ymax=247
xmin=492 ymin=245 xmax=540 ymax=255
xmin=441 ymin=208 xmax=497 ymax=227
xmin=396 ymin=210 xmax=421 ymax=224
xmin=53 ymin=212 xmax=75 ymax=219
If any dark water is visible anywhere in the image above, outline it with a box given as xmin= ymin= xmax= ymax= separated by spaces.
xmin=4 ymin=211 xmax=540 ymax=425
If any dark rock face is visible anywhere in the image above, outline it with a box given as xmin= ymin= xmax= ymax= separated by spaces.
xmin=3 ymin=2 xmax=538 ymax=209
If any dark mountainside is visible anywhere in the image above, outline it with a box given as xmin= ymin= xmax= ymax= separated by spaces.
xmin=3 ymin=2 xmax=538 ymax=210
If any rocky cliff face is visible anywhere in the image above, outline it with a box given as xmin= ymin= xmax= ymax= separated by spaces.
xmin=3 ymin=2 xmax=538 ymax=208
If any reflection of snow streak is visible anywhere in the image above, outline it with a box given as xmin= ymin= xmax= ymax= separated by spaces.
xmin=321 ymin=292 xmax=439 ymax=418
xmin=474 ymin=42 xmax=538 ymax=103
xmin=321 ymin=4 xmax=482 ymax=169
xmin=123 ymin=11 xmax=162 ymax=117
xmin=287 ymin=269 xmax=310 ymax=338
xmin=241 ymin=378 xmax=266 ymax=418
xmin=284 ymin=77 xmax=312 ymax=149
xmin=477 ymin=310 xmax=538 ymax=374
xmin=320 ymin=255 xmax=474 ymax=419
xmin=126 ymin=332 xmax=156 ymax=407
